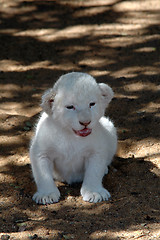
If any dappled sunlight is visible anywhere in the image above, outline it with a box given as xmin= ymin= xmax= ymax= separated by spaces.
xmin=13 ymin=25 xmax=105 ymax=42
xmin=73 ymin=5 xmax=110 ymax=18
xmin=90 ymin=223 xmax=160 ymax=239
xmin=1 ymin=135 xmax=23 ymax=146
xmin=0 ymin=101 xmax=36 ymax=116
xmin=135 ymin=46 xmax=157 ymax=53
xmin=89 ymin=69 xmax=110 ymax=78
xmin=0 ymin=0 xmax=160 ymax=239
xmin=79 ymin=57 xmax=115 ymax=68
xmin=118 ymin=137 xmax=160 ymax=157
xmin=99 ymin=34 xmax=160 ymax=49
xmin=111 ymin=65 xmax=160 ymax=78
xmin=124 ymin=82 xmax=157 ymax=92
xmin=0 ymin=59 xmax=23 ymax=72
xmin=145 ymin=101 xmax=160 ymax=113
xmin=0 ymin=59 xmax=53 ymax=72
xmin=0 ymin=0 xmax=159 ymax=81
xmin=113 ymin=0 xmax=160 ymax=11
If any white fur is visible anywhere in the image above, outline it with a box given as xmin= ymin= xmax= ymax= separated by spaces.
xmin=30 ymin=72 xmax=117 ymax=204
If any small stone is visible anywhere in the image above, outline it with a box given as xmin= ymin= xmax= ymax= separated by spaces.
xmin=24 ymin=126 xmax=31 ymax=131
xmin=25 ymin=121 xmax=32 ymax=127
xmin=145 ymin=215 xmax=154 ymax=221
xmin=29 ymin=234 xmax=38 ymax=239
xmin=1 ymin=235 xmax=10 ymax=240
xmin=17 ymin=222 xmax=27 ymax=232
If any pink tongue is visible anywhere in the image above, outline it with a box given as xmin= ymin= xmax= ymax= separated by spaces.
xmin=75 ymin=128 xmax=92 ymax=137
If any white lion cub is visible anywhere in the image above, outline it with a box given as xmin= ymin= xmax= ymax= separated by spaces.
xmin=30 ymin=72 xmax=117 ymax=204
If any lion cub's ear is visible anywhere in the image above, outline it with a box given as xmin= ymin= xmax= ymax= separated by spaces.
xmin=99 ymin=83 xmax=114 ymax=105
xmin=41 ymin=88 xmax=56 ymax=115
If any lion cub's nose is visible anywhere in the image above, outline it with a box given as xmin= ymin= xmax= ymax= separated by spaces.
xmin=79 ymin=121 xmax=91 ymax=127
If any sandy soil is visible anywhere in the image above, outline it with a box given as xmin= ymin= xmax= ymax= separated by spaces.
xmin=0 ymin=0 xmax=160 ymax=239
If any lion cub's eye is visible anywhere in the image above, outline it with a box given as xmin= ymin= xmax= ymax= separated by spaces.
xmin=89 ymin=102 xmax=96 ymax=108
xmin=66 ymin=105 xmax=75 ymax=110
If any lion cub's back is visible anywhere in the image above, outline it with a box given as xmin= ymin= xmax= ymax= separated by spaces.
xmin=98 ymin=116 xmax=117 ymax=160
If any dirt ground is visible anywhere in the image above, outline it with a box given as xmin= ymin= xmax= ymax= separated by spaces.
xmin=0 ymin=0 xmax=160 ymax=239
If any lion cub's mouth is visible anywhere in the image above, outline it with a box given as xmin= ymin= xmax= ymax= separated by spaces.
xmin=73 ymin=128 xmax=92 ymax=137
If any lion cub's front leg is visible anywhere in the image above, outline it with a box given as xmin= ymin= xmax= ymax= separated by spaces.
xmin=31 ymin=154 xmax=60 ymax=205
xmin=81 ymin=156 xmax=111 ymax=203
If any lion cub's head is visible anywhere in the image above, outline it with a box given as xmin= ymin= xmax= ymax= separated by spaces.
xmin=41 ymin=72 xmax=114 ymax=137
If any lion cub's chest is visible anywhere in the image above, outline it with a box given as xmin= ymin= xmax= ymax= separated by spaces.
xmin=53 ymin=140 xmax=93 ymax=164
xmin=50 ymin=133 xmax=93 ymax=159
xmin=49 ymin=138 xmax=94 ymax=183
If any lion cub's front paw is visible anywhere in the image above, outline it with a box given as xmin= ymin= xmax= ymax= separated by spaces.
xmin=81 ymin=187 xmax=111 ymax=203
xmin=33 ymin=189 xmax=60 ymax=205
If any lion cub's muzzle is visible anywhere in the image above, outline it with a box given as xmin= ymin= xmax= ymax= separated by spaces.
xmin=73 ymin=128 xmax=92 ymax=137
xmin=72 ymin=120 xmax=91 ymax=137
